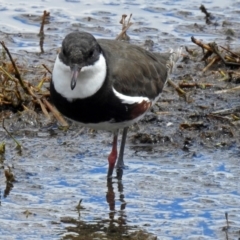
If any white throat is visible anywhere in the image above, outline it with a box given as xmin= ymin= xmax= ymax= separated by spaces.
xmin=52 ymin=53 xmax=107 ymax=101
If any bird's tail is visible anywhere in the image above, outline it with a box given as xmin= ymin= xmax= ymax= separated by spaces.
xmin=166 ymin=47 xmax=182 ymax=75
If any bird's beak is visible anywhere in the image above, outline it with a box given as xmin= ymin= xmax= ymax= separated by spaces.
xmin=71 ymin=64 xmax=82 ymax=90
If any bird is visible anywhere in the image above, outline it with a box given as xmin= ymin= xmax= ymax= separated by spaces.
xmin=50 ymin=31 xmax=182 ymax=180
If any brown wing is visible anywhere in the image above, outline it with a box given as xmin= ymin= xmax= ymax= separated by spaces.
xmin=98 ymin=39 xmax=170 ymax=100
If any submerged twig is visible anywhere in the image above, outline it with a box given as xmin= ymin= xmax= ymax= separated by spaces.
xmin=214 ymin=86 xmax=240 ymax=94
xmin=179 ymin=82 xmax=214 ymax=88
xmin=199 ymin=4 xmax=214 ymax=25
xmin=2 ymin=119 xmax=21 ymax=150
xmin=0 ymin=142 xmax=5 ymax=154
xmin=39 ymin=10 xmax=50 ymax=53
xmin=211 ymin=106 xmax=240 ymax=115
xmin=217 ymin=69 xmax=231 ymax=81
xmin=168 ymin=79 xmax=186 ymax=96
xmin=180 ymin=121 xmax=205 ymax=130
xmin=223 ymin=212 xmax=230 ymax=240
xmin=201 ymin=50 xmax=213 ymax=62
xmin=37 ymin=98 xmax=51 ymax=120
xmin=42 ymin=64 xmax=52 ymax=74
xmin=39 ymin=10 xmax=49 ymax=36
xmin=202 ymin=56 xmax=220 ymax=72
xmin=185 ymin=46 xmax=195 ymax=55
xmin=42 ymin=98 xmax=69 ymax=128
xmin=220 ymin=45 xmax=240 ymax=59
xmin=4 ymin=166 xmax=15 ymax=182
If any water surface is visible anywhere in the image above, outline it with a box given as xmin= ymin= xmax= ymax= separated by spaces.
xmin=0 ymin=0 xmax=240 ymax=239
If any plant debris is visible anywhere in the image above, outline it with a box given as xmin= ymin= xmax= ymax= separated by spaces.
xmin=199 ymin=4 xmax=214 ymax=25
xmin=2 ymin=118 xmax=21 ymax=150
xmin=116 ymin=14 xmax=133 ymax=41
xmin=0 ymin=25 xmax=68 ymax=128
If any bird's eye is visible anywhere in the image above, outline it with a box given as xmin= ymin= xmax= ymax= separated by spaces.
xmin=62 ymin=48 xmax=67 ymax=56
xmin=89 ymin=49 xmax=95 ymax=58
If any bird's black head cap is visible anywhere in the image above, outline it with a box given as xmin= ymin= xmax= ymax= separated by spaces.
xmin=59 ymin=31 xmax=102 ymax=67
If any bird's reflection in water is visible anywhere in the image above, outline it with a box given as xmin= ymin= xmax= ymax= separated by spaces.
xmin=106 ymin=178 xmax=127 ymax=232
xmin=61 ymin=178 xmax=156 ymax=239
xmin=61 ymin=178 xmax=133 ymax=239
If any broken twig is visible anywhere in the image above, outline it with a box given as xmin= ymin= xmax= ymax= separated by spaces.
xmin=0 ymin=41 xmax=30 ymax=95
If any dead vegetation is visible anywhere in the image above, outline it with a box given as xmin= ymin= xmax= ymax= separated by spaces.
xmin=180 ymin=35 xmax=240 ymax=128
xmin=0 ymin=11 xmax=68 ymax=130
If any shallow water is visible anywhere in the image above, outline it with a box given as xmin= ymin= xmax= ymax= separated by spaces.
xmin=1 ymin=126 xmax=240 ymax=239
xmin=1 ymin=0 xmax=240 ymax=51
xmin=0 ymin=0 xmax=240 ymax=239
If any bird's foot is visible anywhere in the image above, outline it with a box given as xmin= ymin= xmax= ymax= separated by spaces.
xmin=107 ymin=175 xmax=114 ymax=183
xmin=115 ymin=164 xmax=129 ymax=180
xmin=115 ymin=163 xmax=128 ymax=170
xmin=116 ymin=168 xmax=123 ymax=180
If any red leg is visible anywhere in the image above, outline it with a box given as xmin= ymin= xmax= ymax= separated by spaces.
xmin=107 ymin=130 xmax=118 ymax=179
